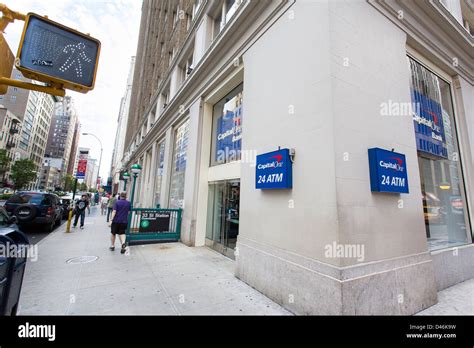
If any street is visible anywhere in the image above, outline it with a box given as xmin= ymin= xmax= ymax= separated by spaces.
xmin=19 ymin=223 xmax=63 ymax=245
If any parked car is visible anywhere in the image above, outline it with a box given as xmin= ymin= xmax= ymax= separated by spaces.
xmin=4 ymin=192 xmax=63 ymax=232
xmin=0 ymin=206 xmax=19 ymax=230
xmin=59 ymin=194 xmax=74 ymax=219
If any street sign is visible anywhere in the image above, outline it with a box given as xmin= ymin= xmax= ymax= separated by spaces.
xmin=76 ymin=150 xmax=89 ymax=179
xmin=76 ymin=159 xmax=87 ymax=179
xmin=16 ymin=13 xmax=100 ymax=93
xmin=368 ymin=148 xmax=409 ymax=194
xmin=256 ymin=148 xmax=293 ymax=190
xmin=0 ymin=33 xmax=15 ymax=95
xmin=139 ymin=211 xmax=171 ymax=233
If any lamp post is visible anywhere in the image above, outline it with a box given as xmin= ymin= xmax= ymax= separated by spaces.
xmin=82 ymin=132 xmax=103 ymax=191
xmin=130 ymin=164 xmax=142 ymax=208
xmin=123 ymin=171 xmax=130 ymax=192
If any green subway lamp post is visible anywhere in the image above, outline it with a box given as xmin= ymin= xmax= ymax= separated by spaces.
xmin=130 ymin=164 xmax=142 ymax=208
xmin=122 ymin=171 xmax=130 ymax=192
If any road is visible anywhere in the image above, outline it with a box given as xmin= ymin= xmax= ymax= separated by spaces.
xmin=19 ymin=220 xmax=65 ymax=245
xmin=18 ymin=205 xmax=101 ymax=245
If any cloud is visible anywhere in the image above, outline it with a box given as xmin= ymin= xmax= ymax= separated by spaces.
xmin=1 ymin=0 xmax=142 ymax=181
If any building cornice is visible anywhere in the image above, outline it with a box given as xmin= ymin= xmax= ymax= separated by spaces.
xmin=368 ymin=0 xmax=473 ymax=84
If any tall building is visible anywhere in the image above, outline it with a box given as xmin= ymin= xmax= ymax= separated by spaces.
xmin=0 ymin=68 xmax=37 ymax=161
xmin=85 ymin=158 xmax=98 ymax=190
xmin=67 ymin=120 xmax=81 ymax=176
xmin=45 ymin=96 xmax=79 ymax=178
xmin=0 ymin=107 xmax=22 ymax=183
xmin=0 ymin=68 xmax=58 ymax=188
xmin=110 ymin=56 xmax=136 ymax=191
xmin=39 ymin=164 xmax=62 ymax=191
xmin=29 ymin=92 xmax=56 ymax=189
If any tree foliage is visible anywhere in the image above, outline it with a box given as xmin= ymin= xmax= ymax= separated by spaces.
xmin=0 ymin=149 xmax=11 ymax=181
xmin=79 ymin=182 xmax=88 ymax=191
xmin=10 ymin=159 xmax=36 ymax=190
xmin=62 ymin=174 xmax=75 ymax=192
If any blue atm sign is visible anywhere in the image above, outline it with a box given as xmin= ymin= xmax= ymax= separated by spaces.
xmin=256 ymin=149 xmax=292 ymax=190
xmin=368 ymin=148 xmax=409 ymax=194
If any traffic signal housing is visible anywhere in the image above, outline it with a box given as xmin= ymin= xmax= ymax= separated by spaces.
xmin=16 ymin=13 xmax=101 ymax=93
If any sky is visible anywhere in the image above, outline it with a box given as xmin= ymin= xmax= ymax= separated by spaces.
xmin=2 ymin=0 xmax=142 ymax=182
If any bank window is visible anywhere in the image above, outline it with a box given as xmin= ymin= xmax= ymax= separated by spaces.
xmin=211 ymin=84 xmax=243 ymax=167
xmin=154 ymin=141 xmax=166 ymax=207
xmin=408 ymin=57 xmax=472 ymax=251
xmin=169 ymin=119 xmax=190 ymax=209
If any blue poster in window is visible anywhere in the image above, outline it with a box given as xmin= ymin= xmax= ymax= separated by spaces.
xmin=411 ymin=90 xmax=448 ymax=158
xmin=215 ymin=97 xmax=242 ymax=163
xmin=256 ymin=149 xmax=293 ymax=190
xmin=368 ymin=148 xmax=409 ymax=194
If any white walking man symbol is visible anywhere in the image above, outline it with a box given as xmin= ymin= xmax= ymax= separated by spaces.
xmin=59 ymin=42 xmax=92 ymax=78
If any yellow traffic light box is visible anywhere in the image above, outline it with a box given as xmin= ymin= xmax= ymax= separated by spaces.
xmin=0 ymin=33 xmax=14 ymax=95
xmin=16 ymin=13 xmax=101 ymax=93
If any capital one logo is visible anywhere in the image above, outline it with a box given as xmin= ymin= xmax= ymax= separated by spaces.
xmin=257 ymin=154 xmax=283 ymax=170
xmin=426 ymin=109 xmax=442 ymax=133
xmin=379 ymin=157 xmax=405 ymax=172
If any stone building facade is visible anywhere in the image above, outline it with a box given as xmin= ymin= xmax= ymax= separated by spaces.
xmin=123 ymin=0 xmax=473 ymax=315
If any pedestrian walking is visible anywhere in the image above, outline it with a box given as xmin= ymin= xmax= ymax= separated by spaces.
xmin=73 ymin=194 xmax=90 ymax=229
xmin=108 ymin=192 xmax=131 ymax=254
xmin=100 ymin=194 xmax=109 ymax=215
xmin=86 ymin=193 xmax=92 ymax=214
xmin=106 ymin=193 xmax=117 ymax=222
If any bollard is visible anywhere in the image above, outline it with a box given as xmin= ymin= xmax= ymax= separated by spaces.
xmin=66 ymin=208 xmax=74 ymax=233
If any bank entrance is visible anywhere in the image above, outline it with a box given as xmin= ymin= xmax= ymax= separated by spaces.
xmin=206 ymin=180 xmax=240 ymax=259
xmin=204 ymin=83 xmax=243 ymax=259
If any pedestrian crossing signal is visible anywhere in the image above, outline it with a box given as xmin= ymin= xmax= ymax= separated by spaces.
xmin=16 ymin=13 xmax=100 ymax=93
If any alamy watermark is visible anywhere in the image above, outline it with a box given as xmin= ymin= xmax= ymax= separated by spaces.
xmin=324 ymin=242 xmax=365 ymax=262
xmin=380 ymin=100 xmax=420 ymax=117
xmin=0 ymin=243 xmax=38 ymax=262
xmin=216 ymin=148 xmax=257 ymax=167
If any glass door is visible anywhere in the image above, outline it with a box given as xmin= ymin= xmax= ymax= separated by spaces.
xmin=206 ymin=180 xmax=240 ymax=259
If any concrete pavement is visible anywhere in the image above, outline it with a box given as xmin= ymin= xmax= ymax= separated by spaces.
xmin=417 ymin=278 xmax=474 ymax=315
xmin=18 ymin=206 xmax=290 ymax=315
xmin=17 ymin=206 xmax=474 ymax=315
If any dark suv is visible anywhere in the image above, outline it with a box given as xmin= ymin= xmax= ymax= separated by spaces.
xmin=4 ymin=192 xmax=63 ymax=232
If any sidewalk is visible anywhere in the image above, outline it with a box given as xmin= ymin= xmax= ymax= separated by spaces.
xmin=18 ymin=207 xmax=290 ymax=315
xmin=18 ymin=206 xmax=474 ymax=315
xmin=417 ymin=278 xmax=474 ymax=315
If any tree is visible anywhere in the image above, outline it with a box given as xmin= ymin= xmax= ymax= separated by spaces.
xmin=0 ymin=149 xmax=11 ymax=184
xmin=61 ymin=174 xmax=75 ymax=192
xmin=10 ymin=159 xmax=37 ymax=190
xmin=79 ymin=182 xmax=88 ymax=191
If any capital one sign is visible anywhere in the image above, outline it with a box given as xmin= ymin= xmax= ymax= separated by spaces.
xmin=368 ymin=148 xmax=409 ymax=194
